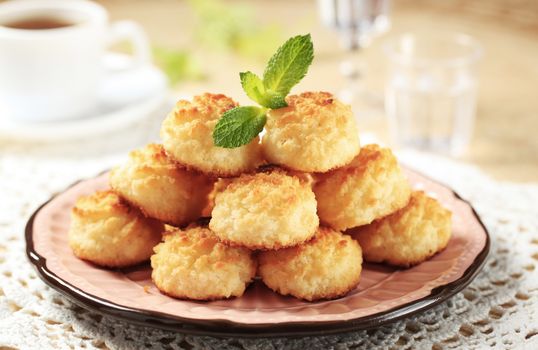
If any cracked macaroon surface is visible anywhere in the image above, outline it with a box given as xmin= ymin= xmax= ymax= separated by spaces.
xmin=151 ymin=225 xmax=256 ymax=300
xmin=109 ymin=143 xmax=213 ymax=227
xmin=314 ymin=144 xmax=411 ymax=231
xmin=160 ymin=93 xmax=263 ymax=177
xmin=262 ymin=91 xmax=361 ymax=172
xmin=209 ymin=169 xmax=319 ymax=250
xmin=258 ymin=227 xmax=363 ymax=301
xmin=348 ymin=191 xmax=452 ymax=267
xmin=68 ymin=190 xmax=163 ymax=268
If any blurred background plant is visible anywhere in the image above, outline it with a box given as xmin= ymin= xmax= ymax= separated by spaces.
xmin=152 ymin=47 xmax=205 ymax=86
xmin=188 ymin=0 xmax=282 ymax=60
xmin=150 ymin=0 xmax=284 ymax=88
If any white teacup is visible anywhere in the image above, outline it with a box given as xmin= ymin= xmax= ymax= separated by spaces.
xmin=0 ymin=0 xmax=150 ymax=122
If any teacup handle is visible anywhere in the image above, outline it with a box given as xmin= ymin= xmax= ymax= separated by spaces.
xmin=107 ymin=20 xmax=151 ymax=69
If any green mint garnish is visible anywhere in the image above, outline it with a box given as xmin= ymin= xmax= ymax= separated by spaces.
xmin=240 ymin=71 xmax=288 ymax=109
xmin=239 ymin=71 xmax=266 ymax=106
xmin=262 ymin=34 xmax=314 ymax=106
xmin=212 ymin=106 xmax=267 ymax=148
xmin=213 ymin=34 xmax=314 ymax=148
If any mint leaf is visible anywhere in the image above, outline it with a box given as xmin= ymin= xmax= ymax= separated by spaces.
xmin=240 ymin=71 xmax=288 ymax=109
xmin=262 ymin=91 xmax=287 ymax=109
xmin=240 ymin=71 xmax=266 ymax=105
xmin=213 ymin=106 xmax=267 ymax=148
xmin=262 ymin=34 xmax=314 ymax=101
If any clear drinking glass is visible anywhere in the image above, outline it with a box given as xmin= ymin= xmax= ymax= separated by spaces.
xmin=317 ymin=0 xmax=391 ymax=107
xmin=384 ymin=33 xmax=482 ymax=156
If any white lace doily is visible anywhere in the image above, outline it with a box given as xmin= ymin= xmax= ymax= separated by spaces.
xmin=1 ymin=117 xmax=537 ymax=349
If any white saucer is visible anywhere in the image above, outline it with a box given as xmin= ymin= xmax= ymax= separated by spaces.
xmin=0 ymin=53 xmax=168 ymax=142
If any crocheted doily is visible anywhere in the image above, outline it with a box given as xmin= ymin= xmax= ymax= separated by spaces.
xmin=0 ymin=117 xmax=537 ymax=349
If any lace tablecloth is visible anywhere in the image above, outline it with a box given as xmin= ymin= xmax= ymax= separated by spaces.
xmin=0 ymin=117 xmax=537 ymax=349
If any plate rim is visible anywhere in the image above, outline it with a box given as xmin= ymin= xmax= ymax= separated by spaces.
xmin=25 ymin=169 xmax=490 ymax=338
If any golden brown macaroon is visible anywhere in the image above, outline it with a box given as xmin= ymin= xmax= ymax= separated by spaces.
xmin=68 ymin=190 xmax=163 ymax=268
xmin=262 ymin=91 xmax=360 ymax=172
xmin=160 ymin=93 xmax=263 ymax=177
xmin=209 ymin=169 xmax=319 ymax=250
xmin=201 ymin=167 xmax=315 ymax=217
xmin=348 ymin=191 xmax=452 ymax=267
xmin=261 ymin=164 xmax=317 ymax=188
xmin=109 ymin=143 xmax=213 ymax=227
xmin=314 ymin=144 xmax=411 ymax=231
xmin=258 ymin=227 xmax=362 ymax=301
xmin=151 ymin=225 xmax=256 ymax=300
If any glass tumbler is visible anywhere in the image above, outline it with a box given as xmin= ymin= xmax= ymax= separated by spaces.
xmin=384 ymin=33 xmax=482 ymax=156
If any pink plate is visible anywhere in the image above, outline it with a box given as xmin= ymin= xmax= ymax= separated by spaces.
xmin=25 ymin=168 xmax=489 ymax=337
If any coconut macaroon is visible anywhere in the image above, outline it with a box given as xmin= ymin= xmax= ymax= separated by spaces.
xmin=349 ymin=191 xmax=452 ymax=267
xmin=258 ymin=227 xmax=362 ymax=301
xmin=110 ymin=144 xmax=213 ymax=227
xmin=201 ymin=167 xmax=315 ymax=217
xmin=160 ymin=93 xmax=263 ymax=177
xmin=209 ymin=169 xmax=319 ymax=250
xmin=314 ymin=144 xmax=411 ymax=231
xmin=262 ymin=91 xmax=360 ymax=172
xmin=151 ymin=225 xmax=256 ymax=300
xmin=68 ymin=190 xmax=163 ymax=268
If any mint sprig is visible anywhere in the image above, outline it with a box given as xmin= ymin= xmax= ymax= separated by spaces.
xmin=239 ymin=71 xmax=266 ymax=106
xmin=213 ymin=34 xmax=314 ymax=148
xmin=262 ymin=34 xmax=314 ymax=103
xmin=240 ymin=71 xmax=288 ymax=109
xmin=212 ymin=106 xmax=267 ymax=148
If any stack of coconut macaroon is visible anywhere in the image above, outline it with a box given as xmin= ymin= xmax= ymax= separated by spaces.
xmin=68 ymin=91 xmax=452 ymax=302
